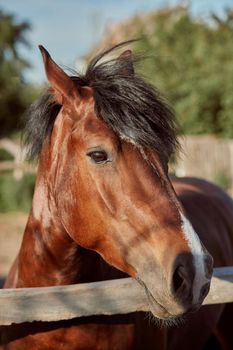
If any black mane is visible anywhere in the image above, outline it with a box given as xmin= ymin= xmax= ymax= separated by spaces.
xmin=24 ymin=42 xmax=179 ymax=160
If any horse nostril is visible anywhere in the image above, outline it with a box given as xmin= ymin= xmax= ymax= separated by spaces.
xmin=199 ymin=282 xmax=210 ymax=301
xmin=173 ymin=266 xmax=184 ymax=293
xmin=171 ymin=254 xmax=195 ymax=304
xmin=204 ymin=254 xmax=213 ymax=279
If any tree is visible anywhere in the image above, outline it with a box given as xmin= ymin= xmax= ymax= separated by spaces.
xmin=0 ymin=9 xmax=39 ymax=137
xmin=134 ymin=6 xmax=233 ymax=137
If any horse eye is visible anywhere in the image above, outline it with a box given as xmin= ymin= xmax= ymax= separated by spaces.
xmin=87 ymin=150 xmax=109 ymax=164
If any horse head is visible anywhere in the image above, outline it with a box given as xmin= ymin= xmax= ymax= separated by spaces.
xmin=30 ymin=44 xmax=213 ymax=320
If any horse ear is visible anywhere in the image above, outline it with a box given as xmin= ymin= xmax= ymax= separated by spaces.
xmin=117 ymin=50 xmax=134 ymax=76
xmin=39 ymin=45 xmax=78 ymax=104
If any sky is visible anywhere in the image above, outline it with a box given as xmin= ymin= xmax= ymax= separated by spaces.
xmin=1 ymin=0 xmax=233 ymax=83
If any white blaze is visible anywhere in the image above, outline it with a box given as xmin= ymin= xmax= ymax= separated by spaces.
xmin=180 ymin=212 xmax=208 ymax=303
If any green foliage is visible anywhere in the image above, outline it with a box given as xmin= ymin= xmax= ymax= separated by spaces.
xmin=0 ymin=9 xmax=41 ymax=137
xmin=0 ymin=148 xmax=14 ymax=161
xmin=134 ymin=7 xmax=233 ymax=137
xmin=0 ymin=172 xmax=35 ymax=212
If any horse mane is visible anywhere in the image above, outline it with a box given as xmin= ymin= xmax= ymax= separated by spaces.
xmin=24 ymin=41 xmax=179 ymax=160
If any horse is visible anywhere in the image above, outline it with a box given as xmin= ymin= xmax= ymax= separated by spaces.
xmin=0 ymin=42 xmax=232 ymax=350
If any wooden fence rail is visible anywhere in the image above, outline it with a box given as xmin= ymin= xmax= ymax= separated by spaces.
xmin=0 ymin=267 xmax=233 ymax=326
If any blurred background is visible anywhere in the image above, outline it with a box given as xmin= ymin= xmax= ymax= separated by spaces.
xmin=0 ymin=0 xmax=233 ymax=280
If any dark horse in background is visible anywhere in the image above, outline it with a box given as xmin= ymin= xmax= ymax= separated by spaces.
xmin=1 ymin=42 xmax=233 ymax=350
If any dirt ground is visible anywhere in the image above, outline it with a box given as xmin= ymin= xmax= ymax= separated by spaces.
xmin=0 ymin=212 xmax=27 ymax=279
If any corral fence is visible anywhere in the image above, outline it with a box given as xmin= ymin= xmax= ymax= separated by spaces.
xmin=0 ymin=267 xmax=233 ymax=326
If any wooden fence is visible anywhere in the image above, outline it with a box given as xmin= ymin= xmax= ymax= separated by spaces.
xmin=0 ymin=266 xmax=232 ymax=326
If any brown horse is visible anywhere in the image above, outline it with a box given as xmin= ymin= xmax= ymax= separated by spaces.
xmin=0 ymin=42 xmax=232 ymax=350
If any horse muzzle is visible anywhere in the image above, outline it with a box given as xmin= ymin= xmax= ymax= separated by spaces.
xmin=136 ymin=251 xmax=213 ymax=320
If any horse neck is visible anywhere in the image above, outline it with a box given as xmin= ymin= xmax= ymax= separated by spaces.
xmin=11 ymin=152 xmax=99 ymax=288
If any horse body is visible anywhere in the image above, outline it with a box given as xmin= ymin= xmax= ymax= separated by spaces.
xmin=1 ymin=43 xmax=232 ymax=349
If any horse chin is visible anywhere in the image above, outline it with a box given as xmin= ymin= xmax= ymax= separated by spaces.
xmin=144 ymin=286 xmax=201 ymax=327
xmin=144 ymin=285 xmax=177 ymax=320
xmin=136 ymin=277 xmax=176 ymax=320
xmin=137 ymin=280 xmax=186 ymax=324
